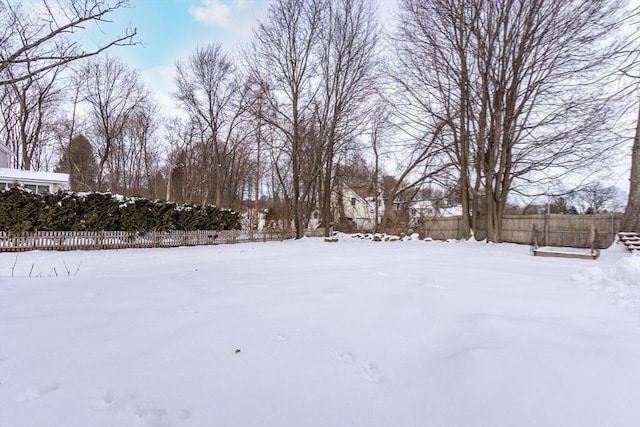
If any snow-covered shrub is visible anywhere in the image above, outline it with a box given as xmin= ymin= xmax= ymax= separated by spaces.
xmin=0 ymin=188 xmax=240 ymax=233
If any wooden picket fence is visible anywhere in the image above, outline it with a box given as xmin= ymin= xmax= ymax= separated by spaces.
xmin=0 ymin=229 xmax=305 ymax=252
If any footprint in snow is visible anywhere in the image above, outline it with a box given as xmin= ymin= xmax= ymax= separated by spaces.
xmin=333 ymin=351 xmax=383 ymax=383
xmin=91 ymin=390 xmax=191 ymax=425
xmin=14 ymin=383 xmax=60 ymax=402
xmin=357 ymin=363 xmax=383 ymax=383
xmin=333 ymin=351 xmax=356 ymax=364
xmin=91 ymin=390 xmax=136 ymax=410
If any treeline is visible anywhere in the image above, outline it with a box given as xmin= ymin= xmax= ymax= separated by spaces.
xmin=1 ymin=0 xmax=638 ymax=240
xmin=0 ymin=187 xmax=239 ymax=234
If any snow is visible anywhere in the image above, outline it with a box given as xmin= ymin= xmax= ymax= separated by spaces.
xmin=1 ymin=237 xmax=639 ymax=427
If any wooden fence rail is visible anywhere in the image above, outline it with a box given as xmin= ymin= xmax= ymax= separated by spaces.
xmin=0 ymin=229 xmax=311 ymax=252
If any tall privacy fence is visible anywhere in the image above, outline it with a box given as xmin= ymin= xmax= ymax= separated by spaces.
xmin=0 ymin=229 xmax=320 ymax=252
xmin=419 ymin=213 xmax=622 ymax=249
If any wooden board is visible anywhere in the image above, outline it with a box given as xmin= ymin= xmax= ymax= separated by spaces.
xmin=533 ymin=248 xmax=598 ymax=260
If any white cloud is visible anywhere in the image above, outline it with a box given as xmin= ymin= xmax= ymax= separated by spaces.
xmin=188 ymin=0 xmax=234 ymax=29
xmin=140 ymin=66 xmax=185 ymax=119
xmin=186 ymin=0 xmax=268 ymax=45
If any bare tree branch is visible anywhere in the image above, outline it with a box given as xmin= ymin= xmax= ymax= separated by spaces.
xmin=0 ymin=0 xmax=137 ymax=86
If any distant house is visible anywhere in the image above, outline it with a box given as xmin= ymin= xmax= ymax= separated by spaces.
xmin=0 ymin=142 xmax=69 ymax=194
xmin=409 ymin=199 xmax=462 ymax=226
xmin=410 ymin=200 xmax=437 ymax=221
xmin=333 ymin=185 xmax=382 ymax=231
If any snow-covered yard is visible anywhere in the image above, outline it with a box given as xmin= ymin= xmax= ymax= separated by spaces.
xmin=1 ymin=236 xmax=639 ymax=427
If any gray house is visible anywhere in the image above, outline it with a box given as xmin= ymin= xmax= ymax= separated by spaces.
xmin=0 ymin=142 xmax=69 ymax=194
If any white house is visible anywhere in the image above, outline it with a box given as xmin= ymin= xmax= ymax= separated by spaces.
xmin=409 ymin=199 xmax=463 ymax=227
xmin=0 ymin=142 xmax=70 ymax=194
xmin=409 ymin=200 xmax=437 ymax=221
xmin=333 ymin=186 xmax=380 ymax=231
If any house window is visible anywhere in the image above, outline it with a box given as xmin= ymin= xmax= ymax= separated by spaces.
xmin=3 ymin=182 xmax=50 ymax=194
xmin=351 ymin=197 xmax=356 ymax=206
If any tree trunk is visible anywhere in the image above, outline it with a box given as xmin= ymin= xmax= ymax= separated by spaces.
xmin=622 ymin=101 xmax=640 ymax=232
xmin=292 ymin=117 xmax=304 ymax=239
xmin=321 ymin=137 xmax=335 ymax=238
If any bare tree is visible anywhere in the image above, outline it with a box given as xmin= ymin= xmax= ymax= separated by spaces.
xmin=395 ymin=0 xmax=625 ymax=242
xmin=110 ymin=98 xmax=161 ymax=197
xmin=315 ymin=0 xmax=379 ymax=236
xmin=576 ymin=181 xmax=624 ymax=214
xmin=248 ymin=0 xmax=325 ymax=238
xmin=80 ymin=55 xmax=146 ymax=191
xmin=375 ymin=121 xmax=451 ymax=233
xmin=0 ymin=0 xmax=137 ymax=86
xmin=163 ymin=117 xmax=196 ymax=203
xmin=173 ymin=43 xmax=231 ymax=205
xmin=367 ymin=100 xmax=392 ymax=232
xmin=0 ymin=62 xmax=62 ymax=169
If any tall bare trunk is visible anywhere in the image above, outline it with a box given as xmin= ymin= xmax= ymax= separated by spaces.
xmin=622 ymin=101 xmax=640 ymax=232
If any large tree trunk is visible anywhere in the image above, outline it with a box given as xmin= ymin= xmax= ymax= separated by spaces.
xmin=621 ymin=101 xmax=640 ymax=232
xmin=292 ymin=114 xmax=304 ymax=239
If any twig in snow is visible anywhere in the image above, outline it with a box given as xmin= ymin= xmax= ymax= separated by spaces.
xmin=74 ymin=260 xmax=82 ymax=276
xmin=29 ymin=263 xmax=34 ymax=277
xmin=10 ymin=254 xmax=18 ymax=277
xmin=62 ymin=261 xmax=71 ymax=276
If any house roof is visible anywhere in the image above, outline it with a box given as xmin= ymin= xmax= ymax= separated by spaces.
xmin=440 ymin=205 xmax=463 ymax=217
xmin=411 ymin=200 xmax=435 ymax=210
xmin=0 ymin=168 xmax=69 ymax=185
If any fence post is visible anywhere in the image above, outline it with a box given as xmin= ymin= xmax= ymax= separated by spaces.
xmin=544 ymin=213 xmax=549 ymax=247
xmin=610 ymin=215 xmax=615 ymax=246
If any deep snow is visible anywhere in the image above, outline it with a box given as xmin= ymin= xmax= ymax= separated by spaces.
xmin=0 ymin=236 xmax=639 ymax=427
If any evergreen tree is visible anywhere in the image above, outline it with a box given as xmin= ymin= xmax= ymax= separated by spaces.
xmin=56 ymin=135 xmax=98 ymax=191
xmin=170 ymin=149 xmax=187 ymax=203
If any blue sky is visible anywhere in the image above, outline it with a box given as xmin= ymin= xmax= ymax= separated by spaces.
xmin=81 ymin=0 xmax=272 ymax=114
xmin=98 ymin=0 xmax=269 ymax=69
